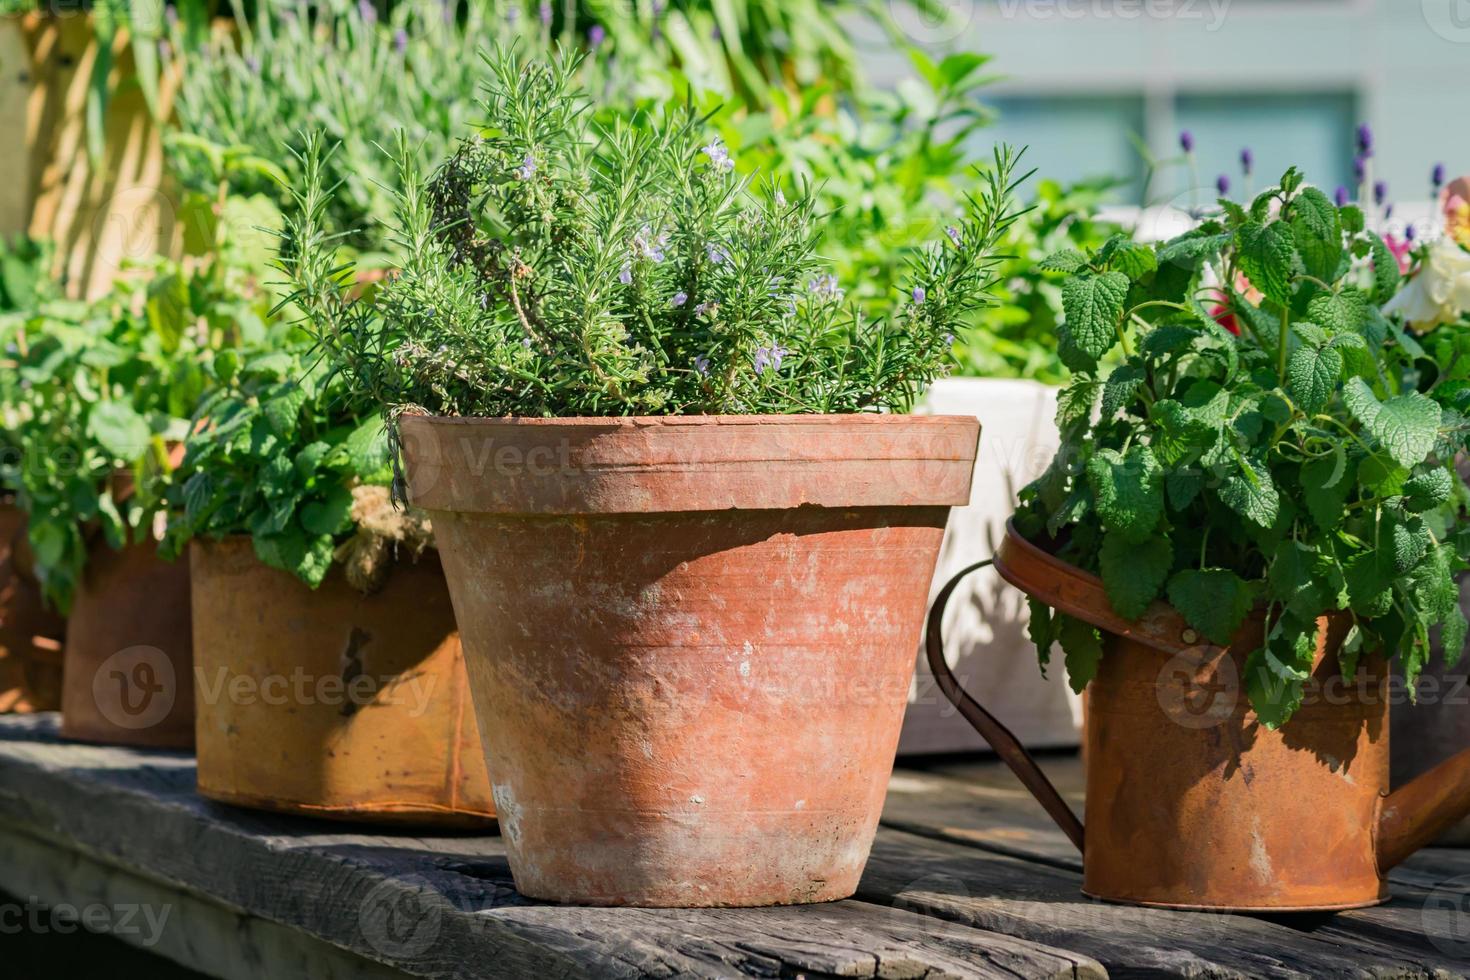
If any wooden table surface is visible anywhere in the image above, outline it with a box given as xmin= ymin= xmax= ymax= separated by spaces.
xmin=0 ymin=712 xmax=1467 ymax=978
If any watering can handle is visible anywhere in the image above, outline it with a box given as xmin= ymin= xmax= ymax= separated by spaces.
xmin=924 ymin=559 xmax=1086 ymax=854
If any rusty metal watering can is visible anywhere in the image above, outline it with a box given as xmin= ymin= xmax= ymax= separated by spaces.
xmin=926 ymin=521 xmax=1470 ymax=912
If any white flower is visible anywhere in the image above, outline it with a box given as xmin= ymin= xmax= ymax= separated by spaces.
xmin=774 ymin=188 xmax=786 ymax=207
xmin=1384 ymin=238 xmax=1470 ymax=329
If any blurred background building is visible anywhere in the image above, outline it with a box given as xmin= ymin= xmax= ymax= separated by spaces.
xmin=863 ymin=0 xmax=1470 ymax=220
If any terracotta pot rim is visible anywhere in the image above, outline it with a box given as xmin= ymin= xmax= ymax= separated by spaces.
xmin=399 ymin=412 xmax=982 ymax=515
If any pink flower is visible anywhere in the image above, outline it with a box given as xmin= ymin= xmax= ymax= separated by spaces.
xmin=1441 ymin=176 xmax=1470 ymax=248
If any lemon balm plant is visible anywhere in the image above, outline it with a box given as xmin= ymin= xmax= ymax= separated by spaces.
xmin=1013 ymin=166 xmax=1470 ymax=727
xmin=278 ymin=46 xmax=1026 ymax=908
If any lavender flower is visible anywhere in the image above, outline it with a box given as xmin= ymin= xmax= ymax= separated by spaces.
xmin=539 ymin=2 xmax=552 ymax=27
xmin=165 ymin=3 xmax=178 ymax=26
xmin=754 ymin=344 xmax=788 ymax=375
xmin=807 ymin=274 xmax=843 ymax=299
xmin=514 ymin=153 xmax=537 ymax=181
xmin=1334 ymin=186 xmax=1350 ymax=208
xmin=394 ymin=29 xmax=408 ymax=55
xmin=1179 ymin=130 xmax=1194 ymax=154
xmin=1356 ymin=123 xmax=1373 ymax=157
xmin=911 ymin=286 xmax=926 ymax=304
xmin=1434 ymin=163 xmax=1447 ymax=189
xmin=1353 ymin=156 xmax=1366 ymax=183
xmin=589 ymin=24 xmax=606 ymax=48
xmin=671 ymin=291 xmax=688 ymax=307
xmin=1240 ymin=147 xmax=1253 ymax=175
xmin=1374 ymin=180 xmax=1388 ymax=206
xmin=945 ymin=226 xmax=962 ymax=246
xmin=1216 ymin=174 xmax=1230 ymax=196
xmin=357 ymin=0 xmax=376 ymax=24
xmin=1406 ymin=224 xmax=1418 ymax=242
xmin=618 ymin=263 xmax=632 ymax=285
xmin=701 ymin=137 xmax=735 ymax=172
xmin=693 ymin=354 xmax=710 ymax=376
xmin=1385 ymin=204 xmax=1395 ymax=220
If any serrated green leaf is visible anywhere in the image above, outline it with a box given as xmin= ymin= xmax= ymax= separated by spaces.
xmin=1056 ymin=613 xmax=1104 ymax=695
xmin=1289 ymin=186 xmax=1343 ymax=282
xmin=301 ymin=484 xmax=355 ymax=537
xmin=1039 ymin=248 xmax=1088 ymax=273
xmin=1056 ymin=378 xmax=1101 ymax=428
xmin=1286 ymin=341 xmax=1342 ymax=414
xmin=1085 ymin=445 xmax=1164 ymax=542
xmin=1168 ymin=568 xmax=1255 ymax=645
xmin=1167 ymin=469 xmax=1203 ymax=509
xmin=1306 ymin=288 xmax=1369 ymax=336
xmin=1365 ymin=231 xmax=1402 ymax=302
xmin=253 ymin=528 xmax=336 ymax=589
xmin=1344 ymin=551 xmax=1394 ymax=618
xmin=1236 ymin=220 xmax=1297 ymax=306
xmin=1392 ymin=514 xmax=1431 ymax=574
xmin=1150 ymin=399 xmax=1213 ymax=467
xmin=1344 ymin=378 xmax=1441 ymax=468
xmin=1301 ymin=453 xmax=1356 ymax=529
xmin=87 ymin=401 xmax=151 ymax=461
xmin=262 ymin=383 xmax=309 ymax=439
xmin=1100 ymin=365 xmax=1146 ymax=418
xmin=1062 ymin=271 xmax=1130 ymax=361
xmin=1218 ymin=457 xmax=1280 ymax=528
xmin=1100 ymin=532 xmax=1173 ymax=620
xmin=343 ymin=416 xmax=390 ymax=479
xmin=1107 ymin=239 xmax=1159 ymax=280
xmin=1404 ymin=468 xmax=1454 ymax=512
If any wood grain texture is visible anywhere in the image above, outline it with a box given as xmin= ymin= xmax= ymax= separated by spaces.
xmin=0 ymin=714 xmax=1101 ymax=979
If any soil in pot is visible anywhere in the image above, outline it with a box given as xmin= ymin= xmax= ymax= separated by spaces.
xmin=0 ymin=503 xmax=65 ymax=712
xmin=189 ymin=536 xmax=494 ymax=826
xmin=60 ymin=538 xmax=194 ymax=748
xmin=400 ymin=413 xmax=980 ymax=907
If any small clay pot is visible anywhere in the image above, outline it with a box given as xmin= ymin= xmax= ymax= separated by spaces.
xmin=190 ymin=536 xmax=494 ymax=827
xmin=60 ymin=538 xmax=194 ymax=748
xmin=400 ymin=413 xmax=980 ymax=907
xmin=0 ymin=503 xmax=65 ymax=712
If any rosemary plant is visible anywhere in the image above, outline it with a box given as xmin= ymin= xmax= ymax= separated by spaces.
xmin=280 ymin=48 xmax=1028 ymax=421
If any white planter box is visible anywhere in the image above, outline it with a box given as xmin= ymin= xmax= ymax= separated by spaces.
xmin=900 ymin=377 xmax=1082 ymax=756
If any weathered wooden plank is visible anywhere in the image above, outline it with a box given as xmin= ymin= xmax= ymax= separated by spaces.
xmin=0 ymin=714 xmax=1102 ymax=980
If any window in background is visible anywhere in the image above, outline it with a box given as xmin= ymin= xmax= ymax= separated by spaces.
xmin=1171 ymin=92 xmax=1359 ymax=205
xmin=980 ymin=95 xmax=1148 ymax=203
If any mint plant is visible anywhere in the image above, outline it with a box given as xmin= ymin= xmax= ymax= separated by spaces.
xmin=280 ymin=47 xmax=1027 ymax=421
xmin=1016 ymin=167 xmax=1470 ymax=727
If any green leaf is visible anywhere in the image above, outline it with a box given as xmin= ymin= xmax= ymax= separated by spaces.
xmin=1218 ymin=457 xmax=1280 ymax=529
xmin=301 ymin=484 xmax=355 ymax=537
xmin=1391 ymin=515 xmax=1431 ymax=574
xmin=1306 ymin=288 xmax=1369 ymax=336
xmin=1100 ymin=532 xmax=1173 ymax=620
xmin=1343 ymin=378 xmax=1441 ymax=469
xmin=1286 ymin=342 xmax=1342 ymax=414
xmin=1404 ymin=468 xmax=1454 ymax=512
xmin=1085 ymin=445 xmax=1164 ymax=542
xmin=87 ymin=402 xmax=151 ymax=461
xmin=1056 ymin=613 xmax=1104 ymax=695
xmin=1302 ymin=453 xmax=1356 ymax=529
xmin=1344 ymin=551 xmax=1394 ymax=618
xmin=1100 ymin=365 xmax=1145 ymax=418
xmin=1236 ymin=220 xmax=1297 ymax=306
xmin=1026 ymin=597 xmax=1054 ymax=674
xmin=1061 ymin=271 xmax=1130 ymax=362
xmin=262 ymin=384 xmax=309 ymax=439
xmin=253 ymin=528 xmax=336 ymax=589
xmin=1168 ymin=568 xmax=1255 ymax=645
xmin=1365 ymin=232 xmax=1402 ymax=302
xmin=1245 ymin=624 xmax=1313 ymax=729
xmin=1039 ymin=248 xmax=1087 ymax=273
xmin=1106 ymin=239 xmax=1159 ymax=280
xmin=343 ymin=416 xmax=390 ymax=479
xmin=1288 ymin=186 xmax=1343 ymax=282
xmin=1150 ymin=399 xmax=1212 ymax=468
xmin=1167 ymin=469 xmax=1203 ymax=510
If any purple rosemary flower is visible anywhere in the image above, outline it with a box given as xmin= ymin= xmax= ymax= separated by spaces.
xmin=394 ymin=28 xmax=408 ymax=55
xmin=165 ymin=3 xmax=178 ymax=26
xmin=911 ymin=286 xmax=926 ymax=304
xmin=633 ymin=226 xmax=668 ymax=262
xmin=514 ymin=153 xmax=536 ymax=181
xmin=245 ymin=55 xmax=261 ymax=75
xmin=807 ymin=274 xmax=843 ymax=299
xmin=945 ymin=225 xmax=962 ymax=246
xmin=1179 ymin=130 xmax=1194 ymax=154
xmin=707 ymin=244 xmax=729 ymax=265
xmin=1356 ymin=123 xmax=1373 ymax=157
xmin=701 ymin=137 xmax=734 ymax=172
xmin=157 ymin=38 xmax=171 ymax=58
xmin=618 ymin=263 xmax=632 ymax=285
xmin=1335 ymin=185 xmax=1350 ymax=208
xmin=1434 ymin=163 xmax=1447 ymax=189
xmin=1374 ymin=180 xmax=1389 ymax=206
xmin=711 ymin=25 xmax=721 ymax=41
xmin=754 ymin=344 xmax=788 ymax=375
xmin=693 ymin=354 xmax=710 ymax=376
xmin=506 ymin=3 xmax=519 ymax=22
xmin=589 ymin=24 xmax=606 ymax=48
xmin=671 ymin=291 xmax=688 ymax=307
xmin=1353 ymin=156 xmax=1366 ymax=183
xmin=539 ymin=1 xmax=552 ymax=27
xmin=694 ymin=301 xmax=717 ymax=317
xmin=1216 ymin=174 xmax=1230 ymax=196
xmin=357 ymin=0 xmax=376 ymax=24
xmin=1240 ymin=147 xmax=1253 ymax=175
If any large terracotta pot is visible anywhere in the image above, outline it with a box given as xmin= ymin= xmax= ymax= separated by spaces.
xmin=189 ymin=536 xmax=495 ymax=827
xmin=399 ymin=413 xmax=979 ymax=907
xmin=927 ymin=522 xmax=1470 ymax=911
xmin=60 ymin=538 xmax=194 ymax=748
xmin=0 ymin=502 xmax=65 ymax=712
